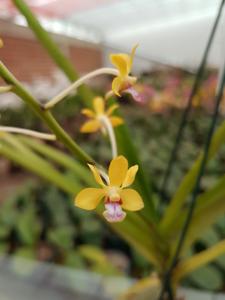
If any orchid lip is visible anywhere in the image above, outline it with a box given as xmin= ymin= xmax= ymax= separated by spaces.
xmin=103 ymin=199 xmax=126 ymax=223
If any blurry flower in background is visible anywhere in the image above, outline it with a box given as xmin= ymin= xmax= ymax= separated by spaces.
xmin=148 ymin=93 xmax=169 ymax=113
xmin=200 ymin=74 xmax=218 ymax=112
xmin=110 ymin=45 xmax=138 ymax=97
xmin=137 ymin=70 xmax=224 ymax=114
xmin=75 ymin=156 xmax=144 ymax=222
xmin=80 ymin=96 xmax=123 ymax=133
xmin=125 ymin=83 xmax=155 ymax=105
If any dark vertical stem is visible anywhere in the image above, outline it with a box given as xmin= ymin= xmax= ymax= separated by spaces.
xmin=158 ymin=62 xmax=225 ymax=300
xmin=160 ymin=0 xmax=225 ymax=200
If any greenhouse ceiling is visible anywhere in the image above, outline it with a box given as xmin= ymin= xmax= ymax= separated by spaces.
xmin=0 ymin=0 xmax=224 ymax=69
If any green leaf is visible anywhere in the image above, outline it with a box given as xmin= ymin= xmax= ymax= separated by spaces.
xmin=15 ymin=247 xmax=36 ymax=259
xmin=19 ymin=137 xmax=94 ymax=186
xmin=47 ymin=226 xmax=75 ymax=250
xmin=199 ymin=228 xmax=220 ymax=247
xmin=0 ymin=200 xmax=19 ymax=228
xmin=0 ymin=243 xmax=8 ymax=254
xmin=79 ymin=245 xmax=107 ymax=265
xmin=215 ymin=254 xmax=225 ymax=270
xmin=174 ymin=239 xmax=225 ymax=284
xmin=17 ymin=206 xmax=41 ymax=246
xmin=0 ymin=224 xmax=11 ymax=239
xmin=188 ymin=265 xmax=223 ymax=291
xmin=42 ymin=186 xmax=73 ymax=227
xmin=160 ymin=119 xmax=225 ymax=235
xmin=216 ymin=216 xmax=225 ymax=232
xmin=172 ymin=176 xmax=225 ymax=251
xmin=0 ymin=137 xmax=80 ymax=194
xmin=79 ymin=245 xmax=120 ymax=275
xmin=64 ymin=251 xmax=86 ymax=269
xmin=81 ymin=218 xmax=102 ymax=245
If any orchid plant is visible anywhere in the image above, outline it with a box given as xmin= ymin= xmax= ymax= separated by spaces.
xmin=1 ymin=1 xmax=225 ymax=299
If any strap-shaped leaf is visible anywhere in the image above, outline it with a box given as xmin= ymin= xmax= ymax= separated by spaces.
xmin=175 ymin=174 xmax=225 ymax=251
xmin=160 ymin=118 xmax=225 ymax=235
xmin=174 ymin=239 xmax=225 ymax=283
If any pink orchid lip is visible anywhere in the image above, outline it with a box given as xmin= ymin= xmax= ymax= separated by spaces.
xmin=103 ymin=200 xmax=126 ymax=223
xmin=123 ymin=87 xmax=148 ymax=104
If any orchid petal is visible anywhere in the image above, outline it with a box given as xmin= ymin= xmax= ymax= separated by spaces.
xmin=109 ymin=116 xmax=124 ymax=127
xmin=122 ymin=165 xmax=138 ymax=188
xmin=81 ymin=108 xmax=95 ymax=118
xmin=110 ymin=54 xmax=129 ymax=77
xmin=80 ymin=120 xmax=101 ymax=133
xmin=75 ymin=188 xmax=105 ymax=210
xmin=106 ymin=104 xmax=119 ymax=116
xmin=112 ymin=77 xmax=123 ymax=97
xmin=88 ymin=164 xmax=106 ymax=187
xmin=108 ymin=155 xmax=128 ymax=187
xmin=93 ymin=97 xmax=105 ymax=115
xmin=128 ymin=44 xmax=138 ymax=72
xmin=120 ymin=189 xmax=144 ymax=211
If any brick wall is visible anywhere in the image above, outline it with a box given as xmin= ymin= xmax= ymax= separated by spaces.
xmin=0 ymin=35 xmax=102 ymax=83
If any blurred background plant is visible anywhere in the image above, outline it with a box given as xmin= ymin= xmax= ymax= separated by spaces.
xmin=0 ymin=181 xmax=133 ymax=276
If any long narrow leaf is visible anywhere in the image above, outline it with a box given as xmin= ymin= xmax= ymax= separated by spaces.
xmin=160 ymin=119 xmax=225 ymax=235
xmin=0 ymin=137 xmax=80 ymax=193
xmin=165 ymin=173 xmax=225 ymax=254
xmin=179 ymin=177 xmax=225 ymax=251
xmin=18 ymin=136 xmax=94 ymax=185
xmin=174 ymin=239 xmax=225 ymax=283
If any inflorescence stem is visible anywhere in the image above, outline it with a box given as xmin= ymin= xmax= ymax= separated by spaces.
xmin=100 ymin=115 xmax=118 ymax=159
xmin=0 ymin=126 xmax=56 ymax=140
xmin=0 ymin=85 xmax=12 ymax=93
xmin=44 ymin=68 xmax=119 ymax=110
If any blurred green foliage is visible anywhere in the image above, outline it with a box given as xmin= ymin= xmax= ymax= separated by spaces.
xmin=182 ymin=216 xmax=225 ymax=291
xmin=0 ymin=94 xmax=81 ymax=130
xmin=0 ymin=181 xmax=150 ymax=277
xmin=124 ymin=106 xmax=225 ymax=196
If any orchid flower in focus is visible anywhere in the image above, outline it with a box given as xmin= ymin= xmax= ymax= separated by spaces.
xmin=75 ymin=156 xmax=144 ymax=222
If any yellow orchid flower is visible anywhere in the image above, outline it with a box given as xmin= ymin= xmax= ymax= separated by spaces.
xmin=80 ymin=96 xmax=123 ymax=133
xmin=75 ymin=156 xmax=144 ymax=222
xmin=110 ymin=44 xmax=138 ymax=97
xmin=0 ymin=38 xmax=3 ymax=48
